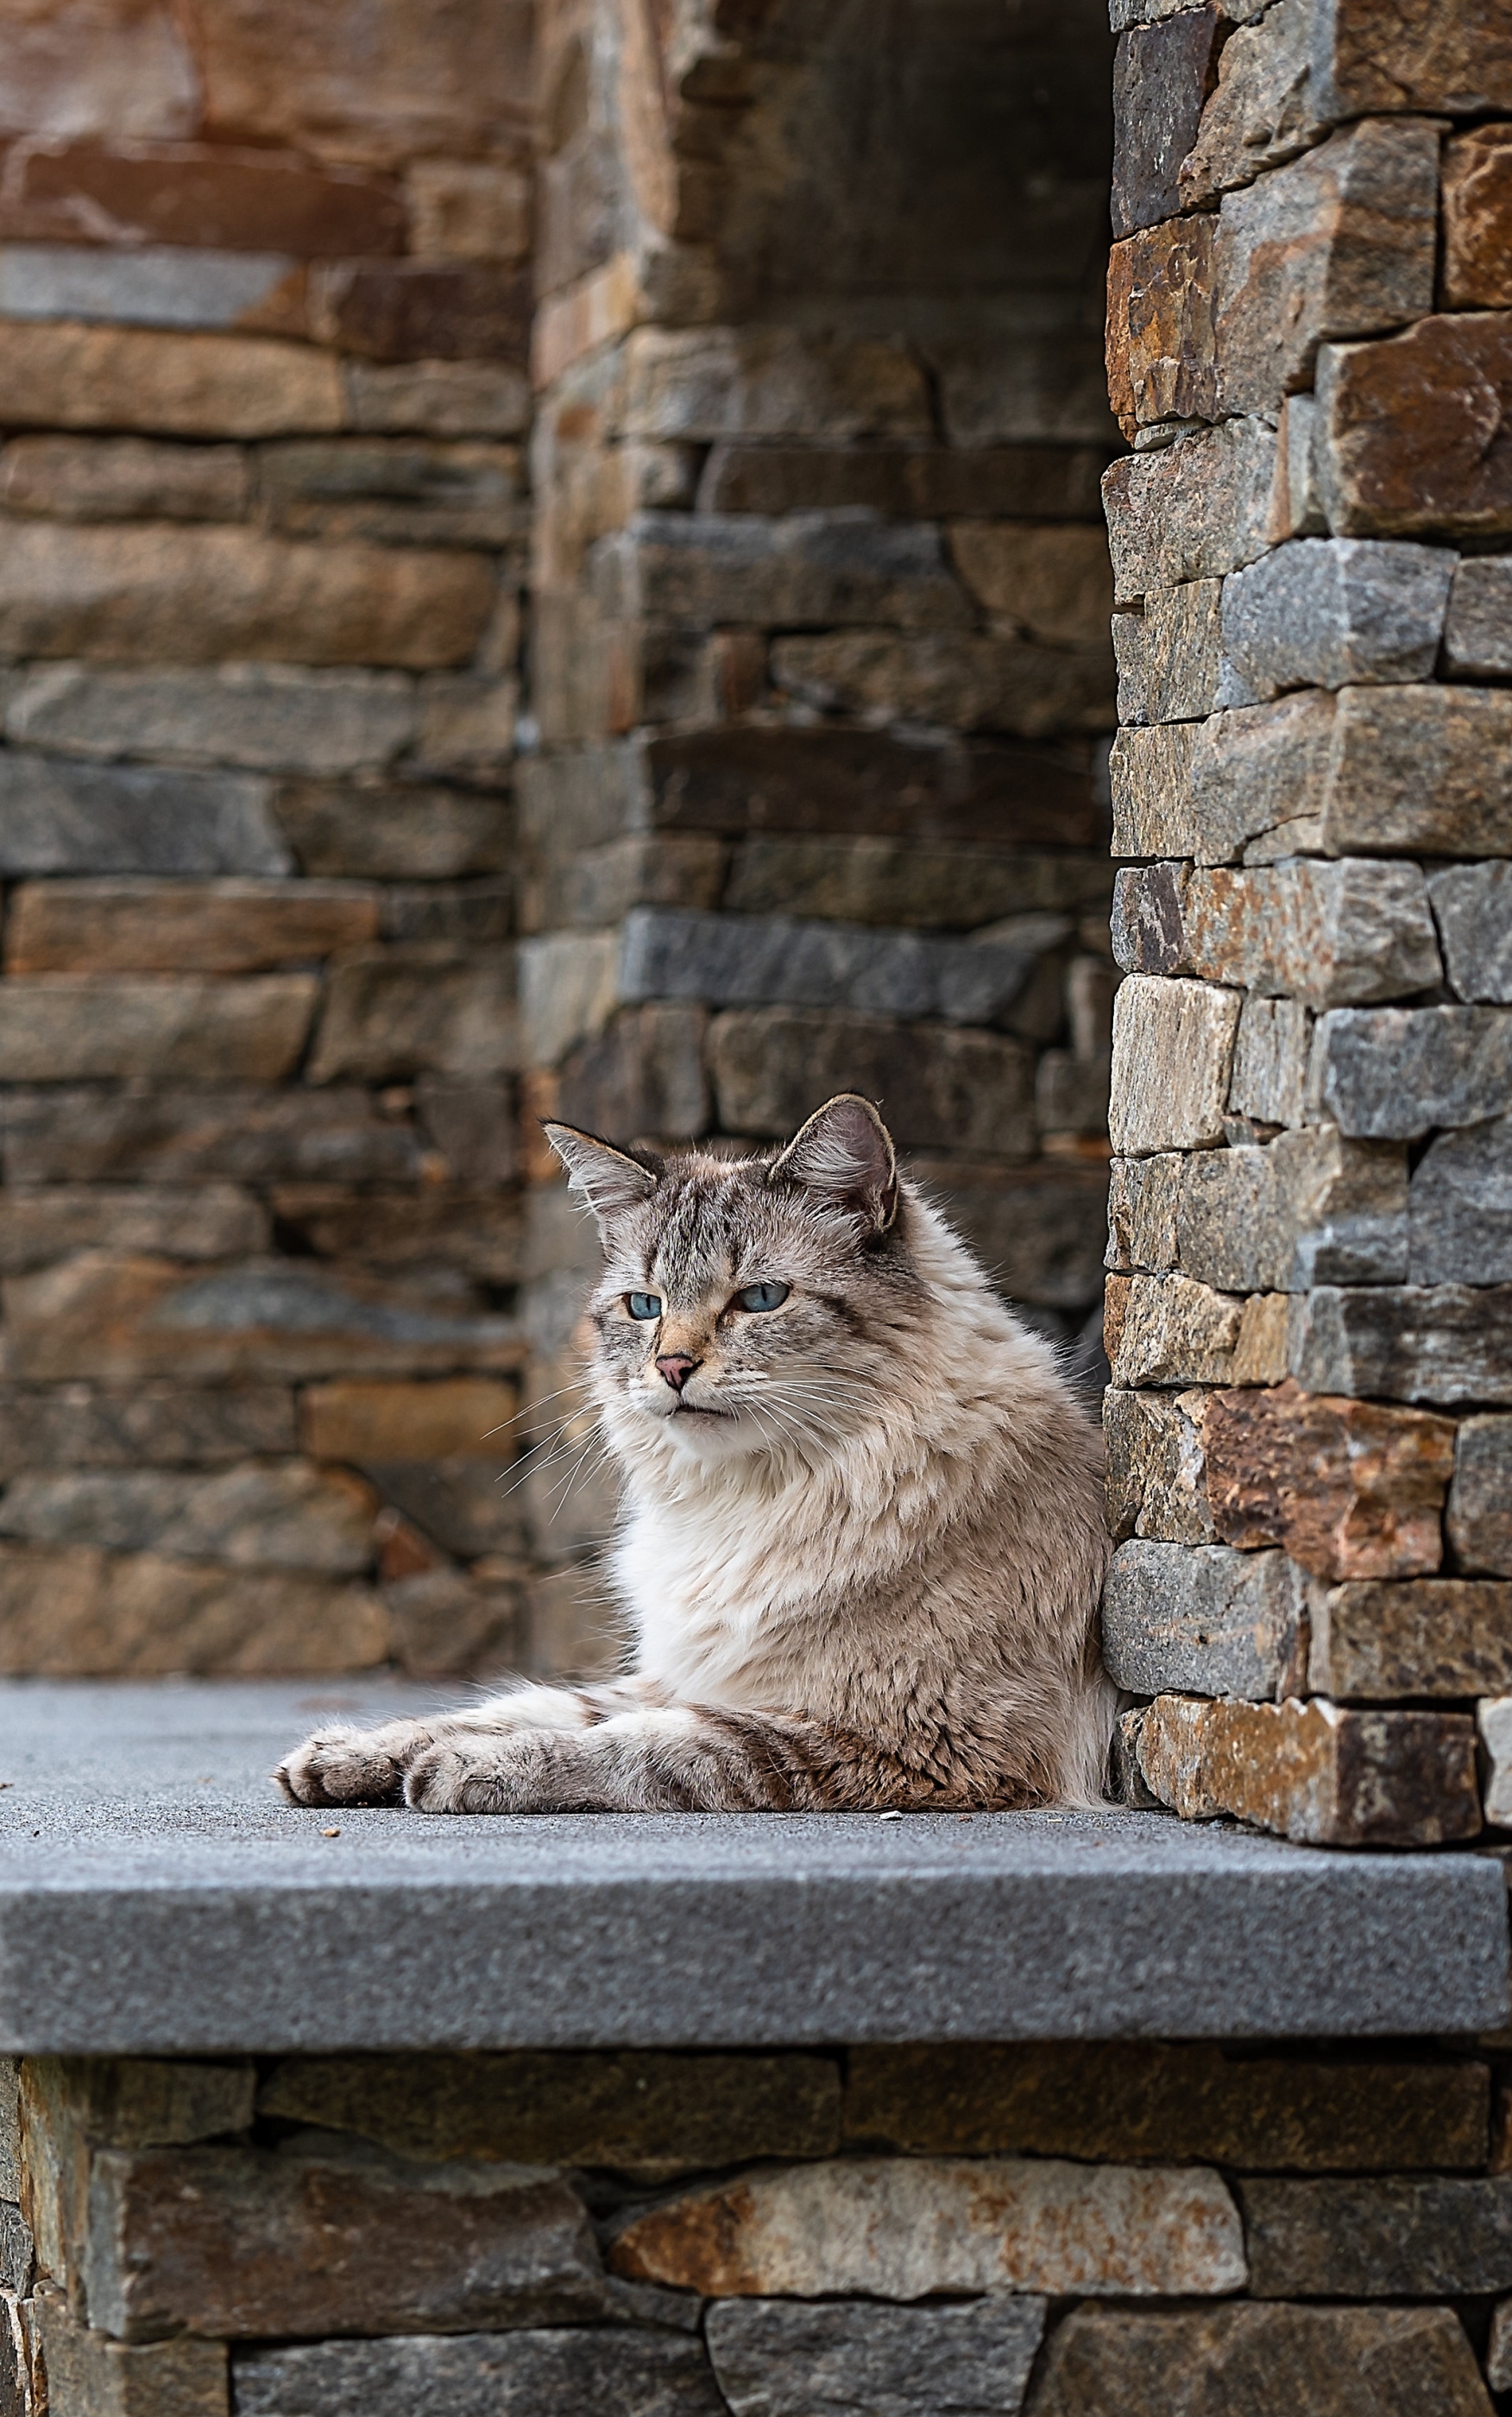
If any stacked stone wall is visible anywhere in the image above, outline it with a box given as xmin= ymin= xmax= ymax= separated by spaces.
xmin=6 ymin=2042 xmax=1512 ymax=2415
xmin=1102 ymin=0 xmax=1512 ymax=1841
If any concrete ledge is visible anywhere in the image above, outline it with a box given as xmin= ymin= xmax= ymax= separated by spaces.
xmin=0 ymin=1681 xmax=1503 ymax=2051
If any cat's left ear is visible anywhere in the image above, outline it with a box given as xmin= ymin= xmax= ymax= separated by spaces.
xmin=542 ymin=1122 xmax=658 ymax=1232
xmin=766 ymin=1093 xmax=898 ymax=1232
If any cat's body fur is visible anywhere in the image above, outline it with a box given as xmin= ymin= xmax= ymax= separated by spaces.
xmin=278 ymin=1096 xmax=1114 ymax=1815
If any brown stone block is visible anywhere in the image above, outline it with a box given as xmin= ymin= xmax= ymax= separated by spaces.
xmin=1030 ymin=2304 xmax=1494 ymax=2417
xmin=300 ymin=1378 xmax=519 ymax=1464
xmin=844 ymin=2042 xmax=1489 ymax=2170
xmin=310 ymin=262 xmax=532 ymax=365
xmin=1310 ymin=1576 xmax=1512 ymax=1701
xmin=0 ymin=1085 xmax=424 ymax=1189
xmin=6 ymin=141 xmax=404 ymax=256
xmin=344 ymin=358 xmax=529 ymax=439
xmin=1321 ymin=685 xmax=1512 ymax=858
xmin=709 ymin=1009 xmax=1036 ymax=1157
xmin=1318 ymin=315 xmax=1512 ymax=539
xmin=1106 ymin=215 xmax=1217 ymax=434
xmin=1204 ymin=1379 xmax=1455 ymax=1579
xmin=0 ymin=1186 xmax=266 ymax=1275
xmin=948 ymin=524 xmax=1114 ymax=646
xmin=1112 ymin=9 xmax=1223 ymax=238
xmin=271 ymin=1190 xmax=521 ymax=1284
xmin=382 ymin=1563 xmax=523 ymax=1676
xmin=0 ymin=320 xmax=343 ymax=439
xmin=1450 ymin=1417 xmax=1512 ymax=1577
xmin=556 ymin=1005 xmax=710 ymax=1145
xmin=620 ymin=326 xmax=932 ymax=445
xmin=772 ymin=629 xmax=1115 ymax=740
xmin=699 ymin=445 xmax=1111 ymax=521
xmin=1325 ymin=0 xmax=1512 ymax=119
xmin=259 ymin=2052 xmax=841 ymax=2176
xmin=1240 ymin=2172 xmax=1512 ymax=2299
xmin=1109 ymin=975 xmax=1240 ymax=1154
xmin=274 ymin=782 xmax=512 ymax=880
xmin=1132 ymin=1693 xmax=1481 ymax=1846
xmin=0 ymin=521 xmax=495 ymax=666
xmin=5 ymin=880 xmax=378 ymax=975
xmin=1444 ymin=125 xmax=1512 ymax=310
xmin=1105 ymin=1386 xmax=1213 ymax=1543
xmin=1107 ymin=1273 xmax=1286 ymax=1389
xmin=35 ymin=2296 xmax=228 ymax=2417
xmin=0 ymin=974 xmax=314 ymax=1083
xmin=0 ymin=1385 xmax=296 ymax=1475
xmin=0 ymin=0 xmax=198 ymax=147
xmin=722 ymin=838 xmax=1111 ymax=932
xmin=0 ymin=1544 xmax=389 ymax=1675
xmin=406 ymin=161 xmax=530 ymax=263
xmin=1102 ymin=416 xmax=1276 ymax=602
xmin=0 ymin=435 xmax=248 ymax=523
xmin=308 ymin=949 xmax=518 ymax=1083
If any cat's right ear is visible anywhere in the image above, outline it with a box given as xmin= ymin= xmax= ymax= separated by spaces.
xmin=542 ymin=1122 xmax=658 ymax=1231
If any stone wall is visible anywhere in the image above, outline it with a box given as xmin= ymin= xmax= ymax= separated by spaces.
xmin=4 ymin=2042 xmax=1511 ymax=2415
xmin=1101 ymin=0 xmax=1512 ymax=1841
xmin=0 ymin=1 xmax=539 ymax=1679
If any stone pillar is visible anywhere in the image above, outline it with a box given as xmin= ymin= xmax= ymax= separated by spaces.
xmin=1103 ymin=0 xmax=1512 ymax=1840
xmin=520 ymin=0 xmax=1122 ymax=1650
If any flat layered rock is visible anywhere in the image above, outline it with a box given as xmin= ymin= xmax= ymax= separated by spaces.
xmin=706 ymin=2296 xmax=1046 ymax=2417
xmin=1030 ymin=2304 xmax=1493 ymax=2417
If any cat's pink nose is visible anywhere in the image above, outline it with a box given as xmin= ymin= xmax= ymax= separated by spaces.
xmin=655 ymin=1353 xmax=698 ymax=1392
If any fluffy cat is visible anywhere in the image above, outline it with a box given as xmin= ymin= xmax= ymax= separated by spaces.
xmin=278 ymin=1093 xmax=1114 ymax=1815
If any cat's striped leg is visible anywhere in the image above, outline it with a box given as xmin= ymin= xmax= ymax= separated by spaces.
xmin=275 ymin=1680 xmax=668 ymax=1807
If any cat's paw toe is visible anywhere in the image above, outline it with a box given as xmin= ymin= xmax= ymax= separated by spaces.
xmin=276 ymin=1726 xmax=406 ymax=1808
xmin=405 ymin=1743 xmax=504 ymax=1814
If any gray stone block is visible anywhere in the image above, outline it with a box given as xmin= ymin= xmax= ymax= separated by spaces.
xmin=706 ymin=2295 xmax=1047 ymax=2417
xmin=1102 ymin=1541 xmax=1307 ymax=1701
xmin=274 ymin=782 xmax=512 ymax=881
xmin=601 ymin=511 xmax=972 ymax=631
xmin=1309 ymin=1007 xmax=1512 ymax=1138
xmin=1429 ymin=861 xmax=1512 ymax=1004
xmin=1104 ymin=1388 xmax=1213 ymax=1545
xmin=1188 ymin=689 xmax=1336 ymax=863
xmin=1227 ymin=995 xmax=1313 ymax=1128
xmin=1448 ymin=1417 xmax=1512 ymax=1578
xmin=1445 ymin=555 xmax=1512 ymax=677
xmin=1290 ymin=1285 xmax=1512 ymax=1408
xmin=0 ymin=242 xmax=293 ymax=330
xmin=1240 ymin=2174 xmax=1512 ymax=2299
xmin=0 ymin=1088 xmax=425 ymax=1187
xmin=234 ymin=2329 xmax=724 ymax=2417
xmin=619 ymin=908 xmax=1064 ymax=1027
xmin=1179 ymin=1126 xmax=1408 ymax=1291
xmin=0 ymin=752 xmax=288 ymax=874
xmin=1030 ymin=2305 xmax=1494 ymax=2417
xmin=1106 ymin=1154 xmax=1182 ymax=1274
xmin=1221 ymin=539 xmax=1453 ymax=697
xmin=1103 ymin=418 xmax=1277 ymax=603
xmin=1112 ymin=577 xmax=1225 ymax=725
xmin=1409 ymin=1115 xmax=1512 ymax=1285
xmin=5 ymin=664 xmax=418 ymax=776
xmin=0 ymin=2204 xmax=29 ymax=2295
xmin=0 ymin=1386 xmax=296 ymax=1475
xmin=709 ymin=1008 xmax=1036 ymax=1157
xmin=0 ymin=1462 xmax=375 ymax=1575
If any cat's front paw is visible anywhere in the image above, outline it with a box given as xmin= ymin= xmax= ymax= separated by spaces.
xmin=405 ymin=1739 xmax=517 ymax=1814
xmin=275 ymin=1719 xmax=436 ymax=1808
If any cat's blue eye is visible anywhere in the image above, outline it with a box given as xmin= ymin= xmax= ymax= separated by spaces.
xmin=627 ymin=1292 xmax=663 ymax=1320
xmin=734 ymin=1281 xmax=790 ymax=1313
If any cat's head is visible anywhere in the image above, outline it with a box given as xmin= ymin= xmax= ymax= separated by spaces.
xmin=543 ymin=1095 xmax=924 ymax=1465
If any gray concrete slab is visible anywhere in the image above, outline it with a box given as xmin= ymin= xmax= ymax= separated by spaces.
xmin=0 ymin=1681 xmax=1503 ymax=2051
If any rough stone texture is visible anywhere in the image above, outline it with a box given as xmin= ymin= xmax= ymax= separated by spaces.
xmin=706 ymin=2295 xmax=1047 ymax=2417
xmin=1320 ymin=685 xmax=1512 ymax=857
xmin=35 ymin=2296 xmax=228 ymax=2417
xmin=610 ymin=2158 xmax=1245 ymax=2300
xmin=1410 ymin=1116 xmax=1512 ymax=1285
xmin=1479 ymin=1696 xmax=1512 ymax=1826
xmin=1030 ymin=2305 xmax=1494 ymax=2417
xmin=1178 ymin=1129 xmax=1408 ymax=1292
xmin=1289 ymin=1285 xmax=1512 ymax=1409
xmin=1105 ymin=1272 xmax=1287 ymax=1390
xmin=1445 ymin=558 xmax=1512 ymax=678
xmin=1443 ymin=123 xmax=1512 ymax=311
xmin=1102 ymin=418 xmax=1276 ymax=603
xmin=309 ymin=951 xmax=517 ymax=1083
xmin=1117 ymin=858 xmax=1442 ymax=1008
xmin=1112 ymin=579 xmax=1224 ymax=724
xmin=1108 ymin=977 xmax=1240 ymax=1154
xmin=5 ymin=879 xmax=378 ymax=975
xmin=1111 ymin=9 xmax=1223 ymax=238
xmin=0 ymin=1386 xmax=294 ymax=1474
xmin=0 ymin=434 xmax=249 ymax=522
xmin=1106 ymin=213 xmax=1218 ymax=432
xmin=0 ymin=320 xmax=344 ymax=438
xmin=1241 ymin=2175 xmax=1512 ymax=2300
xmin=1131 ymin=1694 xmax=1482 ymax=1846
xmin=1310 ymin=1580 xmax=1512 ymax=1702
xmin=1101 ymin=1541 xmax=1307 ymax=1699
xmin=1317 ymin=317 xmax=1512 ymax=540
xmin=257 ymin=2054 xmax=841 ymax=2174
xmin=1104 ymin=1387 xmax=1214 ymax=1545
xmin=0 ymin=754 xmax=290 ymax=875
xmin=275 ymin=783 xmax=511 ymax=880
xmin=1221 ymin=539 xmax=1454 ymax=697
xmin=1309 ymin=1007 xmax=1512 ymax=1141
xmin=0 ymin=1546 xmax=387 ymax=1675
xmin=1429 ymin=864 xmax=1512 ymax=1006
xmin=1228 ymin=997 xmax=1313 ymax=1129
xmin=1203 ymin=1381 xmax=1454 ymax=1581
xmin=1491 ymin=2302 xmax=1512 ymax=2395
xmin=0 ymin=1088 xmax=425 ymax=1188
xmin=1449 ymin=1418 xmax=1512 ymax=1578
xmin=709 ymin=1011 xmax=1036 ymax=1158
xmin=771 ymin=629 xmax=1114 ymax=742
xmin=232 ymin=2331 xmax=723 ymax=2417
xmin=0 ymin=1461 xmax=376 ymax=1572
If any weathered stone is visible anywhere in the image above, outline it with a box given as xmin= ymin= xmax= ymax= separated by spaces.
xmin=1205 ymin=1379 xmax=1453 ymax=1580
xmin=274 ymin=783 xmax=511 ymax=880
xmin=0 ymin=753 xmax=289 ymax=875
xmin=844 ymin=2042 xmax=1490 ymax=2169
xmin=387 ymin=879 xmax=511 ymax=943
xmin=0 ymin=434 xmax=247 ymax=522
xmin=1311 ymin=1579 xmax=1512 ymax=1701
xmin=1430 ymin=864 xmax=1512 ymax=1007
xmin=0 ymin=975 xmax=314 ymax=1084
xmin=0 ymin=1385 xmax=295 ymax=1474
xmin=309 ymin=950 xmax=517 ymax=1084
xmin=1112 ymin=579 xmax=1224 ymax=724
xmin=233 ymin=2331 xmax=720 ymax=2417
xmin=917 ymin=1166 xmax=1110 ymax=1311
xmin=0 ymin=1185 xmax=264 ymax=1274
xmin=517 ymin=933 xmax=618 ymax=1067
xmin=1108 ymin=976 xmax=1241 ymax=1154
xmin=1105 ymin=1387 xmax=1213 ymax=1544
xmin=259 ymin=2053 xmax=840 ymax=2174
xmin=1449 ymin=1418 xmax=1512 ymax=1579
xmin=310 ymin=262 xmax=529 ymax=367
xmin=556 ymin=1007 xmax=709 ymax=1144
xmin=8 ymin=136 xmax=404 ymax=255
xmin=269 ymin=1184 xmax=520 ymax=1284
xmin=523 ymin=832 xmax=723 ymax=932
xmin=1176 ymin=0 xmax=1319 ymax=210
xmin=25 ymin=2055 xmax=256 ymax=2155
xmin=413 ymin=676 xmax=516 ymax=780
xmin=1105 ymin=1273 xmax=1286 ymax=1388
xmin=303 ymin=1373 xmax=522 ymax=1462
xmin=620 ymin=328 xmax=932 ymax=445
xmin=0 ymin=320 xmax=343 ymax=438
xmin=1318 ymin=317 xmax=1512 ymax=540
xmin=1309 ymin=1007 xmax=1512 ymax=1139
xmin=1193 ymin=688 xmax=1338 ymax=862
xmin=1030 ymin=2305 xmax=1494 ymax=2417
xmin=0 ymin=1461 xmax=376 ymax=1574
xmin=0 ymin=1544 xmax=387 ymax=1675
xmin=1445 ymin=558 xmax=1512 ymax=680
xmin=1290 ymin=1284 xmax=1512 ymax=1409
xmin=610 ymin=2157 xmax=1244 ymax=2299
xmin=1480 ymin=1695 xmax=1512 ymax=1824
xmin=607 ymin=513 xmax=970 ymax=633
xmin=1320 ymin=684 xmax=1512 ymax=856
xmin=1131 ymin=1693 xmax=1481 ymax=1846
xmin=1102 ymin=417 xmax=1276 ymax=602
xmin=3 ymin=1255 xmax=521 ymax=1383
xmin=1228 ymin=995 xmax=1313 ymax=1128
xmin=709 ymin=1010 xmax=1036 ymax=1156
xmin=1120 ymin=858 xmax=1442 ymax=1007
xmin=707 ymin=2296 xmax=1045 ymax=2417
xmin=1213 ymin=120 xmax=1438 ymax=418
xmin=35 ymin=2297 xmax=227 ymax=2417
xmin=701 ymin=445 xmax=1109 ymax=522
xmin=771 ymin=630 xmax=1114 ymax=740
xmin=1102 ymin=1540 xmax=1307 ymax=1699
xmin=0 ymin=240 xmax=297 ymax=332
xmin=1490 ymin=2302 xmax=1512 ymax=2394
xmin=259 ymin=436 xmax=524 ymax=550
xmin=6 ymin=879 xmax=377 ymax=975
xmin=0 ymin=522 xmax=494 ymax=666
xmin=1410 ymin=1116 xmax=1512 ymax=1285
xmin=1106 ymin=1152 xmax=1183 ymax=1274
xmin=82 ymin=2137 xmax=621 ymax=2342
xmin=1242 ymin=2174 xmax=1512 ymax=2299
xmin=0 ymin=1088 xmax=423 ymax=1188
xmin=1107 ymin=720 xmax=1202 ymax=855
xmin=1111 ymin=10 xmax=1222 ymax=237
xmin=1222 ymin=538 xmax=1453 ymax=697
xmin=1181 ymin=1128 xmax=1408 ymax=1291
xmin=8 ymin=664 xmax=418 ymax=776
xmin=948 ymin=523 xmax=1113 ymax=645
xmin=406 ymin=160 xmax=529 ymax=262
xmin=343 ymin=359 xmax=528 ymax=440
xmin=1444 ymin=124 xmax=1512 ymax=311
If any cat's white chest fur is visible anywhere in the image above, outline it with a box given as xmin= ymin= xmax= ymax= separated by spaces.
xmin=612 ymin=1472 xmax=835 ymax=1707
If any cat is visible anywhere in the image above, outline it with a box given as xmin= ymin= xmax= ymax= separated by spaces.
xmin=277 ymin=1093 xmax=1114 ymax=1815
